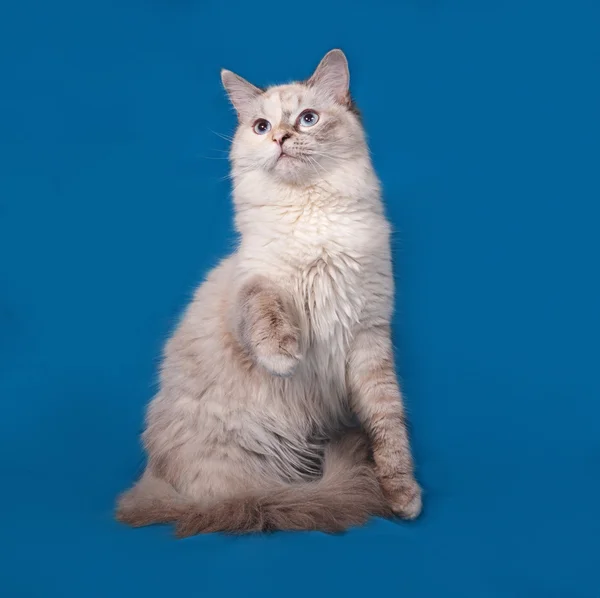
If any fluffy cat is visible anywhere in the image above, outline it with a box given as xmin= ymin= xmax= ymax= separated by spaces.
xmin=116 ymin=49 xmax=422 ymax=536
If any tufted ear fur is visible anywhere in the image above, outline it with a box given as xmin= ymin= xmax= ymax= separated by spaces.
xmin=221 ymin=69 xmax=262 ymax=120
xmin=307 ymin=49 xmax=350 ymax=104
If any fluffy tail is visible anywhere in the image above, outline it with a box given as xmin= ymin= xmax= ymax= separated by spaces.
xmin=116 ymin=432 xmax=391 ymax=537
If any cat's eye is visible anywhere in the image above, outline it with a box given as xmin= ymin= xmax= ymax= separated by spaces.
xmin=298 ymin=110 xmax=319 ymax=128
xmin=253 ymin=119 xmax=271 ymax=135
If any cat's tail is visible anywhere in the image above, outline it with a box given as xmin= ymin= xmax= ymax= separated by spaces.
xmin=116 ymin=431 xmax=391 ymax=537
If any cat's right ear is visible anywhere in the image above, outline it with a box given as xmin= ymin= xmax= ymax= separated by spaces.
xmin=307 ymin=49 xmax=350 ymax=105
xmin=221 ymin=70 xmax=262 ymax=121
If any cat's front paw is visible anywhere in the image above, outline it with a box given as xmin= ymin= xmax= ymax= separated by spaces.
xmin=255 ymin=332 xmax=301 ymax=377
xmin=382 ymin=476 xmax=422 ymax=520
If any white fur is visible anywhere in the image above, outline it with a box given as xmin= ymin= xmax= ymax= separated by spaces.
xmin=140 ymin=64 xmax=397 ymax=507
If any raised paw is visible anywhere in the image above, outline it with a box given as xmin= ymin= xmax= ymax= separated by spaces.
xmin=237 ymin=278 xmax=303 ymax=378
xmin=254 ymin=331 xmax=301 ymax=377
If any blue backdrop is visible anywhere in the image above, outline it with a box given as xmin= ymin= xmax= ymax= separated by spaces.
xmin=1 ymin=1 xmax=598 ymax=596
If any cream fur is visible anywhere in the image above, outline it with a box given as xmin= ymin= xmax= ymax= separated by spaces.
xmin=117 ymin=50 xmax=421 ymax=533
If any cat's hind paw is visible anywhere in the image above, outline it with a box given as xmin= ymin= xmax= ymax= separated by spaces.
xmin=385 ymin=477 xmax=423 ymax=520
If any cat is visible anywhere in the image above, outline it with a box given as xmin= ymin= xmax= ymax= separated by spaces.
xmin=116 ymin=49 xmax=422 ymax=536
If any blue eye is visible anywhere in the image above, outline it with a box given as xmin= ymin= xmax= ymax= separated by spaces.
xmin=299 ymin=110 xmax=319 ymax=127
xmin=253 ymin=119 xmax=271 ymax=135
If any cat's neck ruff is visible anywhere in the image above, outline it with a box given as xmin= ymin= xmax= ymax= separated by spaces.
xmin=232 ymin=156 xmax=385 ymax=275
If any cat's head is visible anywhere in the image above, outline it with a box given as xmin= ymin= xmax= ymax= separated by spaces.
xmin=221 ymin=50 xmax=366 ymax=185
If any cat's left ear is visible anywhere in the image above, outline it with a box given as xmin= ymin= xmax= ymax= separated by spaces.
xmin=307 ymin=49 xmax=350 ymax=104
xmin=221 ymin=69 xmax=262 ymax=120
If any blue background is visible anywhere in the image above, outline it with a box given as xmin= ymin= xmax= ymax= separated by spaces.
xmin=1 ymin=1 xmax=599 ymax=596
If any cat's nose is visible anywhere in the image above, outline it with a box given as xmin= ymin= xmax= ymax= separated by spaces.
xmin=273 ymin=131 xmax=291 ymax=145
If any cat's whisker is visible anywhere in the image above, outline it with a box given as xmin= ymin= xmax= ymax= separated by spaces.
xmin=306 ymin=155 xmax=327 ymax=176
xmin=310 ymin=151 xmax=344 ymax=164
xmin=302 ymin=156 xmax=321 ymax=178
xmin=209 ymin=129 xmax=235 ymax=143
xmin=218 ymin=171 xmax=238 ymax=183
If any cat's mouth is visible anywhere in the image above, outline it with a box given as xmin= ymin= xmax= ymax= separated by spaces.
xmin=272 ymin=149 xmax=303 ymax=173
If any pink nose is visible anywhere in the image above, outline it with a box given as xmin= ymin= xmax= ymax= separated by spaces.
xmin=273 ymin=131 xmax=291 ymax=145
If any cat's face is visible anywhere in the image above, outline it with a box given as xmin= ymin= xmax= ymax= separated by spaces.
xmin=222 ymin=50 xmax=365 ymax=185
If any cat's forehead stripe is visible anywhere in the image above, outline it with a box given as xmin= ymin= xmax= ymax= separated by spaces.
xmin=262 ymin=93 xmax=283 ymax=122
xmin=262 ymin=86 xmax=305 ymax=122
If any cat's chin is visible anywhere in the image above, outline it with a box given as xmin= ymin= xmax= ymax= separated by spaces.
xmin=269 ymin=155 xmax=314 ymax=184
xmin=274 ymin=153 xmax=297 ymax=166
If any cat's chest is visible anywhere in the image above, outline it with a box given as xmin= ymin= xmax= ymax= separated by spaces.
xmin=293 ymin=249 xmax=364 ymax=347
xmin=283 ymin=206 xmax=375 ymax=344
xmin=245 ymin=197 xmax=388 ymax=344
xmin=287 ymin=201 xmax=362 ymax=255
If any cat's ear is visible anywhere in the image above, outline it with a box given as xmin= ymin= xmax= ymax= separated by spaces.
xmin=221 ymin=69 xmax=262 ymax=120
xmin=307 ymin=49 xmax=350 ymax=104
